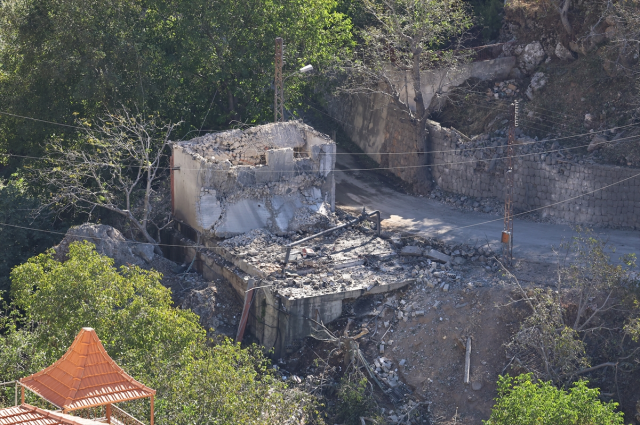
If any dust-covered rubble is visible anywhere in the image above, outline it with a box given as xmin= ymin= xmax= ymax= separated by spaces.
xmin=217 ymin=210 xmax=501 ymax=299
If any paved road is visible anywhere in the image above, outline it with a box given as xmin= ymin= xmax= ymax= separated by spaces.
xmin=334 ymin=149 xmax=640 ymax=264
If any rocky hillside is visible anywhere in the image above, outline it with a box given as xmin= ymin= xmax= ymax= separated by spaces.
xmin=435 ymin=0 xmax=640 ymax=168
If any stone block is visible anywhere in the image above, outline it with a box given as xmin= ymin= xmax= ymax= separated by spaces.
xmin=424 ymin=249 xmax=451 ymax=263
xmin=401 ymin=246 xmax=423 ymax=256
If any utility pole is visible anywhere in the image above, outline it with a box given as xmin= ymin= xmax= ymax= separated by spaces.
xmin=274 ymin=37 xmax=284 ymax=122
xmin=502 ymin=100 xmax=518 ymax=264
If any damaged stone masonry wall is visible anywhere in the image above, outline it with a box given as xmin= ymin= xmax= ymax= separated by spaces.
xmin=327 ymin=54 xmax=640 ymax=228
xmin=432 ymin=122 xmax=640 ymax=228
xmin=171 ymin=121 xmax=336 ymax=237
xmin=326 ymin=57 xmax=517 ymax=191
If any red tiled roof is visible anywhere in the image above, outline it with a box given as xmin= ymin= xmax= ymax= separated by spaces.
xmin=19 ymin=328 xmax=155 ymax=412
xmin=0 ymin=404 xmax=103 ymax=425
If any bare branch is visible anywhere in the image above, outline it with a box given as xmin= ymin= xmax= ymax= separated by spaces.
xmin=34 ymin=108 xmax=182 ymax=253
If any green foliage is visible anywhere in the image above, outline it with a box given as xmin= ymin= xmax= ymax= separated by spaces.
xmin=484 ymin=374 xmax=624 ymax=425
xmin=0 ymin=178 xmax=62 ymax=295
xmin=467 ymin=0 xmax=504 ymax=41
xmin=507 ymin=288 xmax=589 ymax=383
xmin=506 ymin=229 xmax=640 ymax=384
xmin=2 ymin=241 xmax=321 ymax=424
xmin=0 ymin=0 xmax=353 ymax=162
xmin=10 ymin=241 xmax=204 ymax=363
xmin=335 ymin=375 xmax=380 ymax=425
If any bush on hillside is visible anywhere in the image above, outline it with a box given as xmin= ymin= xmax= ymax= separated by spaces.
xmin=484 ymin=373 xmax=624 ymax=425
xmin=3 ymin=241 xmax=322 ymax=424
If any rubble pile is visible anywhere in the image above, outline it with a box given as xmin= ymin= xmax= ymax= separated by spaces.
xmin=383 ymin=400 xmax=426 ymax=424
xmin=218 ymin=210 xmax=501 ymax=298
xmin=221 ymin=226 xmax=403 ymax=297
xmin=430 ymin=187 xmax=504 ymax=216
xmin=486 ymin=79 xmax=520 ymax=99
xmin=178 ymin=122 xmax=316 ymax=166
xmin=373 ymin=356 xmax=402 ymax=388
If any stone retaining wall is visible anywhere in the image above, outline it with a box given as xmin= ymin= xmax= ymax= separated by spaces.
xmin=428 ymin=122 xmax=640 ymax=228
xmin=328 ymin=91 xmax=640 ymax=228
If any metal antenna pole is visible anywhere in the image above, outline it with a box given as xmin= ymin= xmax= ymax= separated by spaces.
xmin=502 ymin=100 xmax=518 ymax=264
xmin=274 ymin=37 xmax=284 ymax=122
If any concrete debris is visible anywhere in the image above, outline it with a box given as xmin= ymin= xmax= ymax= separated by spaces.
xmin=172 ymin=121 xmax=336 ymax=237
xmin=400 ymin=245 xmax=423 ymax=256
xmin=424 ymin=249 xmax=451 ymax=264
xmin=373 ymin=356 xmax=401 ymax=388
xmin=220 ymin=226 xmax=411 ymax=298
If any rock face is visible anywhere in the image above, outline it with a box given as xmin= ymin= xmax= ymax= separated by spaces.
xmin=525 ymin=72 xmax=548 ymax=100
xmin=518 ymin=42 xmax=546 ymax=75
xmin=54 ymin=224 xmax=154 ymax=266
xmin=587 ymin=135 xmax=608 ymax=152
xmin=555 ymin=42 xmax=575 ymax=61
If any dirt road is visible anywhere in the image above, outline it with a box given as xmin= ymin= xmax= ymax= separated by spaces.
xmin=334 ymin=149 xmax=640 ymax=263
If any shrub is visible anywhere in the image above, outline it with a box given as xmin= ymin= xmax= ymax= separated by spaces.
xmin=484 ymin=373 xmax=624 ymax=425
xmin=4 ymin=241 xmax=321 ymax=424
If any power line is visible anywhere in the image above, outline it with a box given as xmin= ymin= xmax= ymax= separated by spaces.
xmin=4 ymin=122 xmax=638 ymax=167
xmin=3 ymin=131 xmax=639 ymax=175
xmin=0 ymin=111 xmax=86 ymax=130
xmin=2 ymin=167 xmax=639 ymax=247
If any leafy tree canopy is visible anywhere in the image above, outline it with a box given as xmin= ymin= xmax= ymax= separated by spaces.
xmin=484 ymin=374 xmax=625 ymax=425
xmin=0 ymin=0 xmax=353 ymax=163
xmin=0 ymin=177 xmax=63 ymax=295
xmin=2 ymin=241 xmax=319 ymax=424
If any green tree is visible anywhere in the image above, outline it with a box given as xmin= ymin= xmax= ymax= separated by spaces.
xmin=338 ymin=0 xmax=472 ymax=192
xmin=468 ymin=0 xmax=504 ymax=41
xmin=505 ymin=230 xmax=640 ymax=385
xmin=0 ymin=178 xmax=63 ymax=294
xmin=0 ymin=0 xmax=353 ymax=165
xmin=484 ymin=374 xmax=624 ymax=425
xmin=3 ymin=241 xmax=321 ymax=424
xmin=36 ymin=109 xmax=179 ymax=252
xmin=10 ymin=240 xmax=204 ymax=365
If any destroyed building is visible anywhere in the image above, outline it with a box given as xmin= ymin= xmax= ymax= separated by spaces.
xmin=168 ymin=122 xmax=465 ymax=358
xmin=171 ymin=121 xmax=336 ymax=237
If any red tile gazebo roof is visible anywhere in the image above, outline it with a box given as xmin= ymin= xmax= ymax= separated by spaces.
xmin=19 ymin=328 xmax=155 ymax=412
xmin=0 ymin=404 xmax=103 ymax=425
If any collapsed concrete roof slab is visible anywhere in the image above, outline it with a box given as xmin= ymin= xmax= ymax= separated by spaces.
xmin=165 ymin=218 xmax=425 ymax=358
xmin=171 ymin=121 xmax=336 ymax=238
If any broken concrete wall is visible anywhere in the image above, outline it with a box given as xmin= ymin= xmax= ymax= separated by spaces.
xmin=387 ymin=56 xmax=516 ymax=113
xmin=172 ymin=121 xmax=336 ymax=237
xmin=327 ymin=91 xmax=431 ymax=189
